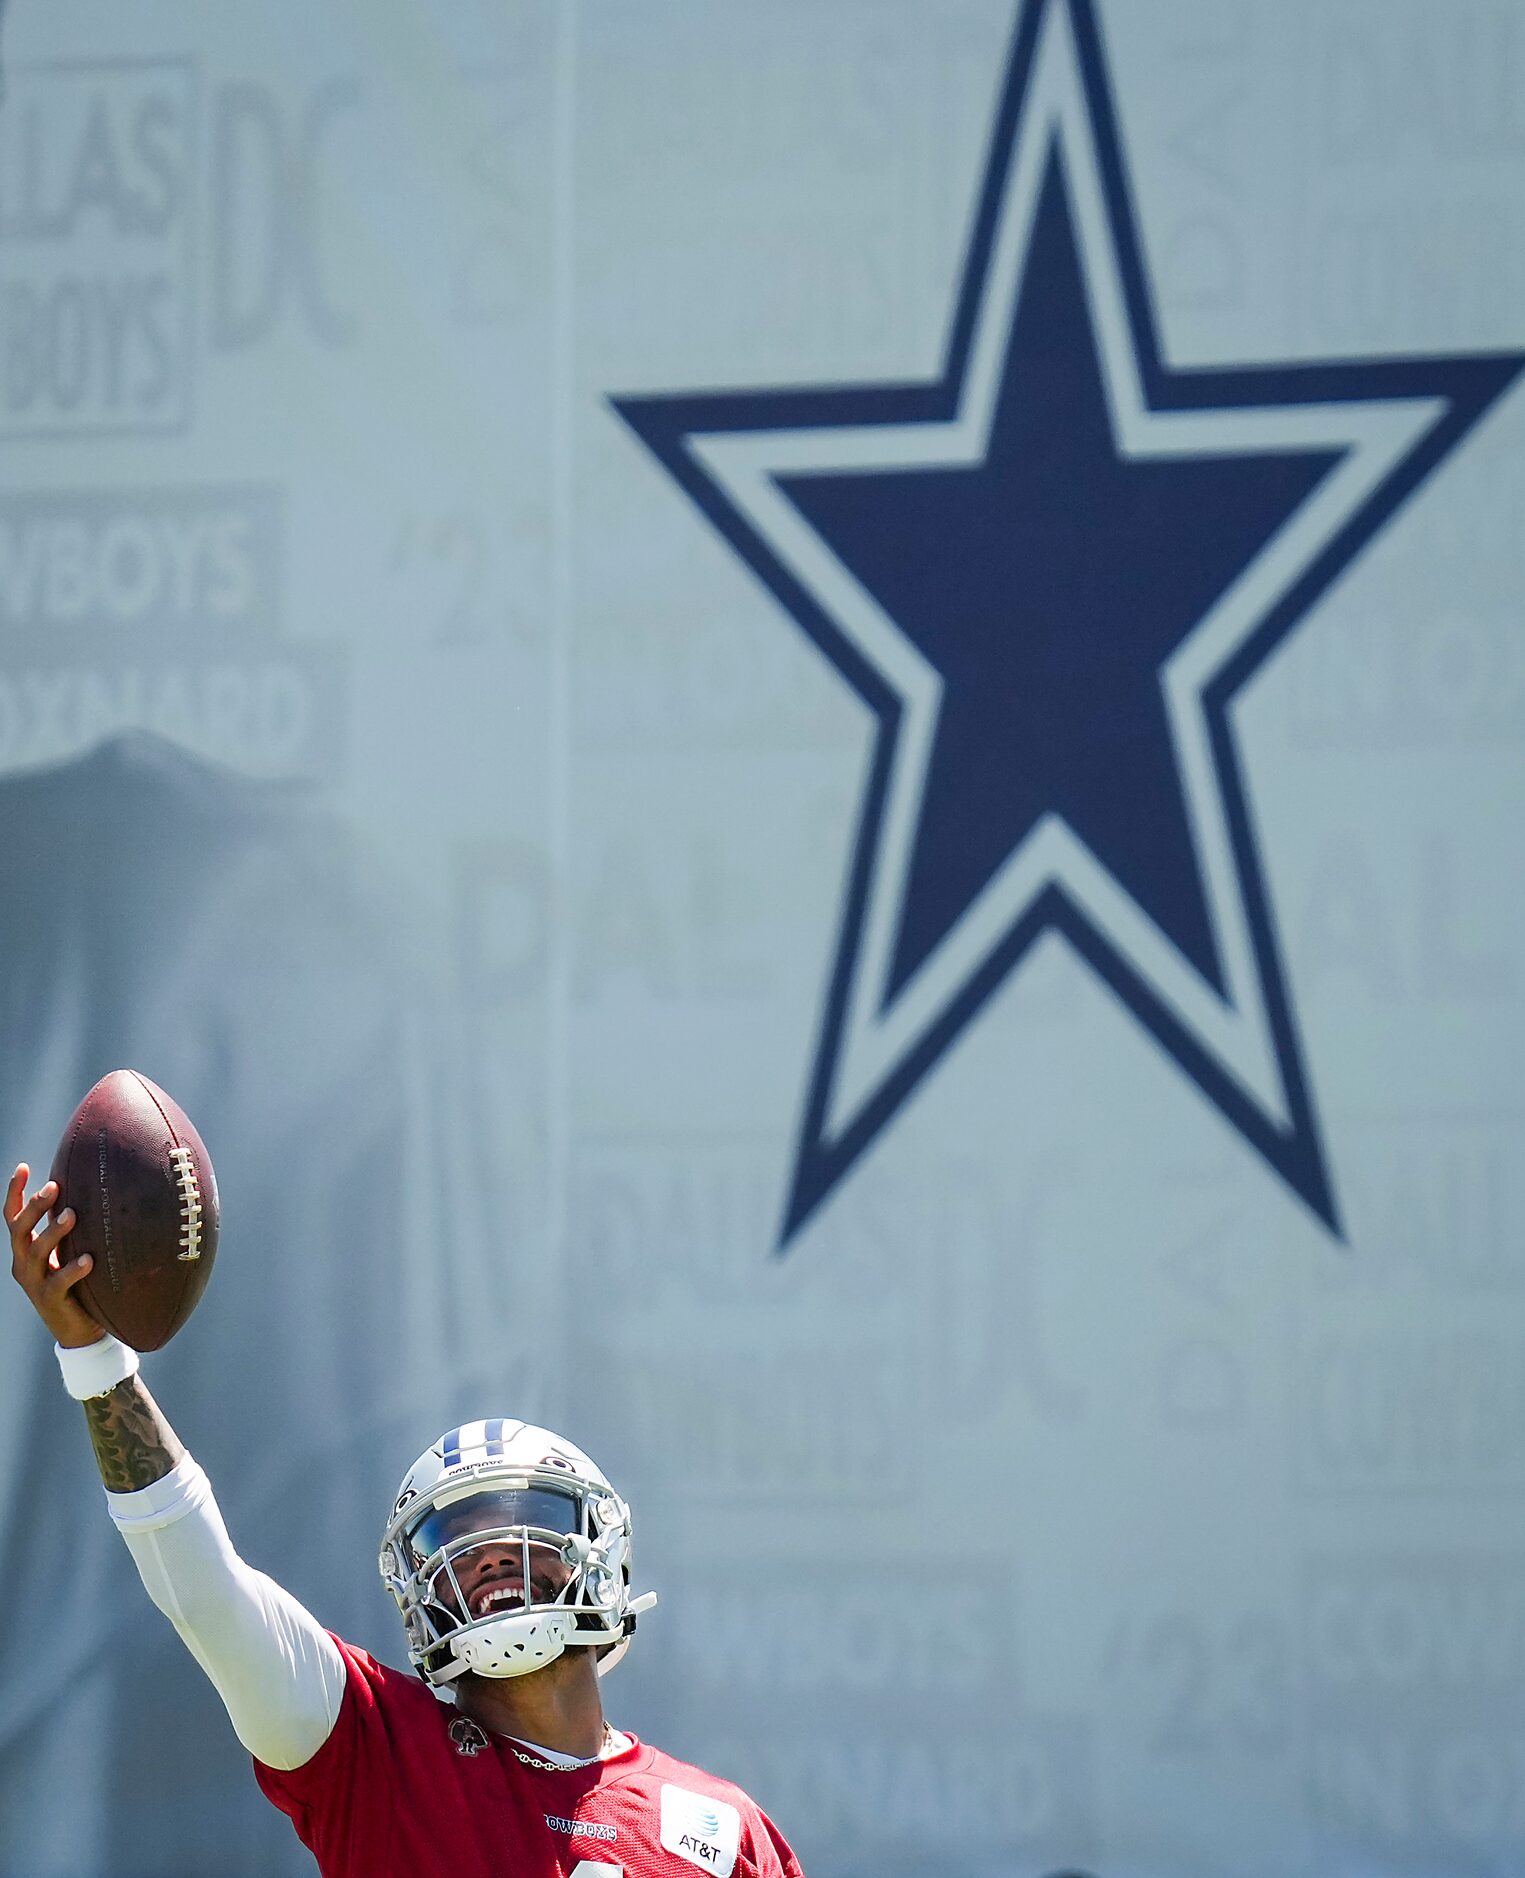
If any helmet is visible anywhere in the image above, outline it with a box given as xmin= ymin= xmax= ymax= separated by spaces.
xmin=379 ymin=1419 xmax=657 ymax=1686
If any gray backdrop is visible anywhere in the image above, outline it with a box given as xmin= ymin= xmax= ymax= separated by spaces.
xmin=0 ymin=3 xmax=1522 ymax=1876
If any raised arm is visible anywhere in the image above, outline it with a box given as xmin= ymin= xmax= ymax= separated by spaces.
xmin=7 ymin=1164 xmax=346 ymax=1769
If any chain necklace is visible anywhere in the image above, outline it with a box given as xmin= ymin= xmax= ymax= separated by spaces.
xmin=507 ymin=1725 xmax=614 ymax=1772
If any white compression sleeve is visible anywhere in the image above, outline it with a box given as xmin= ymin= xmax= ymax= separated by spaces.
xmin=107 ymin=1455 xmax=348 ymax=1771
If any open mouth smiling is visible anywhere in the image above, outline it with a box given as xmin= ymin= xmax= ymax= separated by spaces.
xmin=466 ymin=1573 xmax=564 ymax=1620
xmin=471 ymin=1583 xmax=527 ymax=1619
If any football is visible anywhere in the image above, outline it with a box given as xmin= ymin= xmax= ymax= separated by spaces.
xmin=49 ymin=1070 xmax=220 ymax=1352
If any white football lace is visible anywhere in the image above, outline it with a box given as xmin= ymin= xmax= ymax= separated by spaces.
xmin=169 ymin=1145 xmax=203 ymax=1262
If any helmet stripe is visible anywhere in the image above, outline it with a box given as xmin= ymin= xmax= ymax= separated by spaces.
xmin=441 ymin=1421 xmax=515 ymax=1468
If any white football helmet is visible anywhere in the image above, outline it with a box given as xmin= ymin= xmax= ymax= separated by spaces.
xmin=379 ymin=1419 xmax=656 ymax=1686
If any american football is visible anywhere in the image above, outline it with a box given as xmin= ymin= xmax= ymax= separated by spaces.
xmin=48 ymin=1071 xmax=219 ymax=1353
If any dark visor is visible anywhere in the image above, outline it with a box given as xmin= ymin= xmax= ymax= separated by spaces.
xmin=407 ymin=1487 xmax=582 ymax=1564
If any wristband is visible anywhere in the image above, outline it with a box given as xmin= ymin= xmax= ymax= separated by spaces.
xmin=56 ymin=1335 xmax=139 ymax=1401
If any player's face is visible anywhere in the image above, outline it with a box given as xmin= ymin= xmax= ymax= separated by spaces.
xmin=410 ymin=1488 xmax=579 ymax=1623
xmin=446 ymin=1535 xmax=573 ymax=1621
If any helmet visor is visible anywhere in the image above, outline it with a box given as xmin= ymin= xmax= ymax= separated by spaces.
xmin=406 ymin=1485 xmax=583 ymax=1566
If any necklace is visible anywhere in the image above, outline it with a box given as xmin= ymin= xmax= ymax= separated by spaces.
xmin=507 ymin=1725 xmax=613 ymax=1772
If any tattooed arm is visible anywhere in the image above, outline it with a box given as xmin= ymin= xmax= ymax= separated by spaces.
xmin=83 ymin=1374 xmax=185 ymax=1492
xmin=8 ymin=1164 xmax=346 ymax=1767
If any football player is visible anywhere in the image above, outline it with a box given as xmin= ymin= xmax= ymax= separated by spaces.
xmin=8 ymin=1167 xmax=804 ymax=1878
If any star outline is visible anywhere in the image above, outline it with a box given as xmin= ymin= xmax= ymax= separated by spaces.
xmin=612 ymin=0 xmax=1525 ymax=1251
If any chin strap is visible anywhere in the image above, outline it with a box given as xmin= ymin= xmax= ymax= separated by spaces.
xmin=593 ymin=1591 xmax=659 ymax=1678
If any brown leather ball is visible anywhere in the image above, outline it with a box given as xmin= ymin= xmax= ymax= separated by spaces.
xmin=49 ymin=1070 xmax=219 ymax=1352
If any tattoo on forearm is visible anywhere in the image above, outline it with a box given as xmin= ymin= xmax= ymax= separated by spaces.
xmin=82 ymin=1376 xmax=185 ymax=1493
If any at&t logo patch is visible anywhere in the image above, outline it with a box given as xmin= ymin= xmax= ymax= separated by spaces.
xmin=659 ymin=1784 xmax=740 ymax=1878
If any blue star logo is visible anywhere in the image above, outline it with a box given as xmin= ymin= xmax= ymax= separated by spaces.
xmin=613 ymin=0 xmax=1523 ymax=1250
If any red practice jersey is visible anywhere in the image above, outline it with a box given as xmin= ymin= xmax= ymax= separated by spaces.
xmin=255 ymin=1638 xmax=805 ymax=1878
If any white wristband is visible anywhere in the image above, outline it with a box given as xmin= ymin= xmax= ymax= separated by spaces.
xmin=56 ymin=1335 xmax=140 ymax=1401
